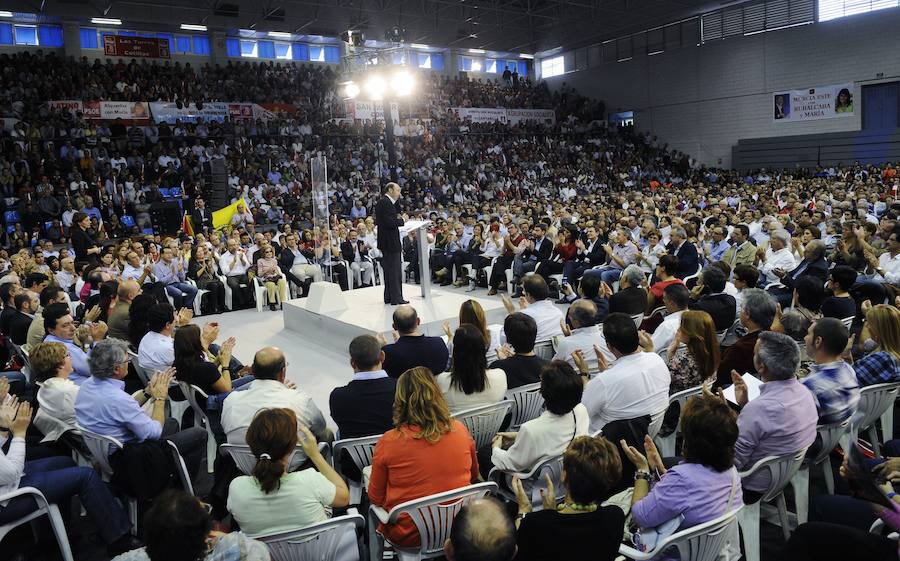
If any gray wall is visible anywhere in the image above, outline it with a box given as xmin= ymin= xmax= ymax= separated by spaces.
xmin=543 ymin=10 xmax=900 ymax=168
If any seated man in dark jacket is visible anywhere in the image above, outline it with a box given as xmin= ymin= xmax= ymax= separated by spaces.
xmin=767 ymin=239 xmax=830 ymax=308
xmin=330 ymin=334 xmax=397 ymax=439
xmin=715 ymin=288 xmax=776 ymax=388
xmin=609 ymin=265 xmax=648 ymax=316
xmin=381 ymin=305 xmax=449 ymax=378
xmin=689 ymin=266 xmax=737 ymax=332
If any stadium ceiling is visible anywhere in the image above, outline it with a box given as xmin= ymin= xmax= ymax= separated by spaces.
xmin=8 ymin=0 xmax=716 ymax=54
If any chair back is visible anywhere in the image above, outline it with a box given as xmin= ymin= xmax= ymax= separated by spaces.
xmin=128 ymin=351 xmax=150 ymax=387
xmin=493 ymin=454 xmax=565 ymax=506
xmin=452 ymin=401 xmax=513 ymax=450
xmin=739 ymin=448 xmax=808 ymax=504
xmin=854 ymin=382 xmax=900 ymax=433
xmin=533 ymin=340 xmax=554 ymax=360
xmin=331 ymin=434 xmax=381 ymax=481
xmin=716 ymin=329 xmax=728 ymax=344
xmin=619 ymin=505 xmax=743 ymax=561
xmin=75 ymin=423 xmax=124 ymax=480
xmin=504 ymin=383 xmax=545 ymax=430
xmin=178 ymin=382 xmax=210 ymax=425
xmin=630 ymin=313 xmax=644 ymax=327
xmin=840 ymin=316 xmax=855 ymax=329
xmin=387 ymin=482 xmax=497 ymax=556
xmin=257 ymin=514 xmax=364 ymax=561
xmin=668 ymin=385 xmax=704 ymax=436
xmin=808 ymin=419 xmax=851 ymax=466
xmin=221 ymin=442 xmax=327 ymax=475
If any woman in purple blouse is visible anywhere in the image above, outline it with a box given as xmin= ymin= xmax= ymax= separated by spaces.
xmin=621 ymin=392 xmax=743 ymax=548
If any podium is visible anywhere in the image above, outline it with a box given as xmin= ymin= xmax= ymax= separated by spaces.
xmin=400 ymin=219 xmax=433 ymax=299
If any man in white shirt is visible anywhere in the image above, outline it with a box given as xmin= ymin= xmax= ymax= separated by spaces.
xmin=501 ymin=275 xmax=563 ymax=344
xmin=757 ymin=229 xmax=797 ymax=285
xmin=137 ymin=303 xmax=178 ymax=374
xmin=581 ymin=313 xmax=671 ymax=434
xmin=222 ymin=346 xmax=331 ymax=444
xmin=552 ymin=300 xmax=616 ymax=373
xmin=873 ymin=231 xmax=900 ymax=286
xmin=219 ymin=238 xmax=253 ymax=309
xmin=651 ymin=283 xmax=690 ymax=353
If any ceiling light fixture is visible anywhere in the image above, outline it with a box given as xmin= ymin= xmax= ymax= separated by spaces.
xmin=91 ymin=17 xmax=122 ymax=25
xmin=268 ymin=31 xmax=292 ymax=38
xmin=180 ymin=24 xmax=207 ymax=31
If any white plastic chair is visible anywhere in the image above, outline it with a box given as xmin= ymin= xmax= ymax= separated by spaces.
xmin=504 ymin=382 xmax=545 ymax=431
xmin=716 ymin=329 xmax=728 ymax=344
xmin=853 ymin=382 xmax=900 ymax=455
xmin=0 ymin=487 xmax=75 ymax=561
xmin=489 ymin=454 xmax=564 ymax=508
xmin=738 ymin=448 xmax=808 ymax=561
xmin=218 ymin=274 xmax=235 ymax=311
xmin=630 ymin=312 xmax=644 ymax=327
xmin=791 ymin=419 xmax=850 ymax=524
xmin=451 ymin=401 xmax=513 ymax=450
xmin=258 ymin=513 xmax=365 ymax=561
xmin=331 ymin=434 xmax=382 ymax=505
xmin=619 ymin=505 xmax=743 ymax=561
xmin=840 ymin=316 xmax=855 ymax=329
xmin=653 ymin=385 xmax=703 ymax=457
xmin=221 ymin=442 xmax=331 ymax=475
xmin=533 ymin=340 xmax=554 ymax=360
xmin=178 ymin=382 xmax=217 ymax=473
xmin=186 ymin=279 xmax=208 ymax=317
xmin=75 ymin=424 xmax=138 ymax=533
xmin=367 ymin=482 xmax=498 ymax=561
xmin=127 ymin=350 xmax=150 ymax=387
xmin=682 ymin=264 xmax=703 ymax=288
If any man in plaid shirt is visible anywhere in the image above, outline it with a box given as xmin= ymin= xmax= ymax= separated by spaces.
xmin=802 ymin=317 xmax=860 ymax=424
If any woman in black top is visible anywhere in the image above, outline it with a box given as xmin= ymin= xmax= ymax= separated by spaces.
xmin=512 ymin=435 xmax=625 ymax=561
xmin=821 ymin=265 xmax=858 ymax=321
xmin=70 ymin=211 xmax=100 ymax=265
xmin=187 ymin=244 xmax=226 ymax=315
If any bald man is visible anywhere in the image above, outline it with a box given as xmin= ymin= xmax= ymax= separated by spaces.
xmin=375 ymin=181 xmax=408 ymax=305
xmin=380 ymin=305 xmax=449 ymax=379
xmin=444 ymin=498 xmax=516 ymax=561
xmin=107 ymin=279 xmax=142 ymax=342
xmin=221 ymin=346 xmax=330 ymax=444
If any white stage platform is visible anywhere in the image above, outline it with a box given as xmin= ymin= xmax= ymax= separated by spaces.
xmin=282 ymin=283 xmax=508 ymax=355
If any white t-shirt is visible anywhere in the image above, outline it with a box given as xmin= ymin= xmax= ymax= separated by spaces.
xmin=435 ymin=368 xmax=508 ymax=413
xmin=227 ymin=469 xmax=336 ymax=537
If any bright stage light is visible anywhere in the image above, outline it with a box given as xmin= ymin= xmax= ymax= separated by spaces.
xmin=471 ymin=61 xmax=482 ymax=72
xmin=390 ymin=71 xmax=415 ymax=97
xmin=344 ymin=82 xmax=360 ymax=99
xmin=364 ymin=75 xmax=386 ymax=100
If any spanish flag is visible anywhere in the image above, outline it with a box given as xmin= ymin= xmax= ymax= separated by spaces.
xmin=181 ymin=212 xmax=194 ymax=237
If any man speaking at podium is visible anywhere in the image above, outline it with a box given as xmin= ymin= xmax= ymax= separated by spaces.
xmin=376 ymin=182 xmax=409 ymax=305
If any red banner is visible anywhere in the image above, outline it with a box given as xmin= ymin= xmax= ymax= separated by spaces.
xmin=103 ymin=36 xmax=171 ymax=59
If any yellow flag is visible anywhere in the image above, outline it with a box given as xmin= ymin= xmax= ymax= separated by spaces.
xmin=212 ymin=198 xmax=249 ymax=230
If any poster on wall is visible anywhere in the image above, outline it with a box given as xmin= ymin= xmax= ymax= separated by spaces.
xmin=453 ymin=107 xmax=508 ymax=124
xmin=103 ymin=35 xmax=171 ymax=59
xmin=347 ymin=100 xmax=400 ymax=123
xmin=773 ymin=83 xmax=855 ymax=123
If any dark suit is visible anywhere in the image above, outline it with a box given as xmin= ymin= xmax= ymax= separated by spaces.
xmin=375 ymin=195 xmax=405 ymax=304
xmin=689 ymin=293 xmax=737 ymax=331
xmin=609 ymin=287 xmax=648 ymax=316
xmin=563 ymin=239 xmax=607 ymax=283
xmin=191 ymin=208 xmax=213 ymax=232
xmin=340 ymin=240 xmax=369 ymax=263
xmin=672 ymin=241 xmax=700 ymax=279
xmin=382 ymin=335 xmax=450 ymax=379
xmin=329 ymin=374 xmax=397 ymax=439
xmin=768 ymin=257 xmax=830 ymax=307
xmin=716 ymin=331 xmax=761 ymax=388
xmin=8 ymin=311 xmax=33 ymax=346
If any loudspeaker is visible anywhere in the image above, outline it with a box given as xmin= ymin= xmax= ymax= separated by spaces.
xmin=150 ymin=201 xmax=182 ymax=234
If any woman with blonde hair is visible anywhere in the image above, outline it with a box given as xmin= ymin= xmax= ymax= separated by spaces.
xmin=665 ymin=310 xmax=721 ymax=393
xmin=368 ymin=366 xmax=479 ymax=547
xmin=227 ymin=407 xmax=349 ymax=536
xmin=852 ymin=303 xmax=900 ymax=386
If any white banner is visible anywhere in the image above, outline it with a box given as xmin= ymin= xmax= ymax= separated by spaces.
xmin=150 ymin=102 xmax=230 ymax=124
xmin=453 ymin=107 xmax=508 ymax=124
xmin=348 ymin=100 xmax=400 ymax=123
xmin=773 ymin=83 xmax=855 ymax=123
xmin=506 ymin=108 xmax=557 ymax=125
xmin=99 ymin=101 xmax=151 ymax=120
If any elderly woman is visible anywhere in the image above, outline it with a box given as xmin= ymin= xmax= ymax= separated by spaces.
xmin=254 ymin=246 xmax=287 ymax=311
xmin=31 ymin=342 xmax=79 ymax=442
xmin=368 ymin=366 xmax=479 ymax=548
xmin=622 ymin=393 xmax=743 ymax=547
xmin=852 ymin=303 xmax=900 ymax=386
xmin=490 ymin=361 xmax=589 ymax=476
xmin=511 ymin=436 xmax=624 ymax=561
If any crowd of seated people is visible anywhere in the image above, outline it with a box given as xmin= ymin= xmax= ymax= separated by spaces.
xmin=2 ymin=49 xmax=900 ymax=561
